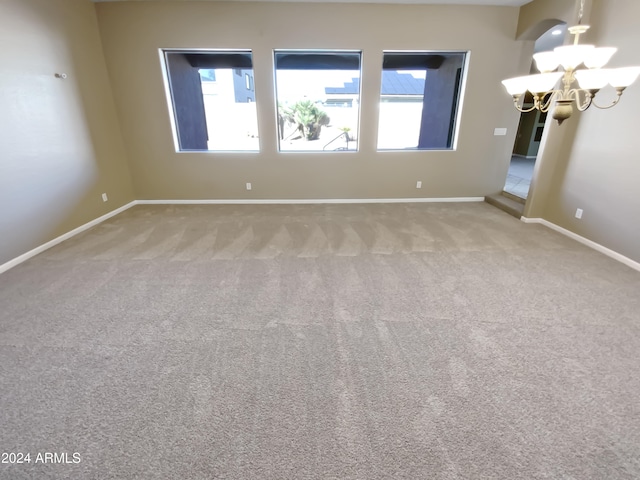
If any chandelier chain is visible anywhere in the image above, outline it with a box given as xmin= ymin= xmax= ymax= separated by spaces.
xmin=578 ymin=0 xmax=585 ymax=24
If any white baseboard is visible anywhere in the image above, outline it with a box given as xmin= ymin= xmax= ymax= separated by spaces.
xmin=0 ymin=201 xmax=137 ymax=275
xmin=521 ymin=216 xmax=640 ymax=273
xmin=136 ymin=197 xmax=485 ymax=205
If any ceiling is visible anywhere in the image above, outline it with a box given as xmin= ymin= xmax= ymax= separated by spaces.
xmin=92 ymin=0 xmax=534 ymax=5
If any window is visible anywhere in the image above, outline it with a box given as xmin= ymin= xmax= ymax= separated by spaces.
xmin=163 ymin=50 xmax=259 ymax=151
xmin=274 ymin=50 xmax=362 ymax=152
xmin=377 ymin=51 xmax=467 ymax=150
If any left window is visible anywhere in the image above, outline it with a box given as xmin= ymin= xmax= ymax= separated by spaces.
xmin=162 ymin=50 xmax=259 ymax=152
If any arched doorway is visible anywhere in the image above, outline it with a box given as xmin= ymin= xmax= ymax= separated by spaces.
xmin=503 ymin=23 xmax=567 ymax=200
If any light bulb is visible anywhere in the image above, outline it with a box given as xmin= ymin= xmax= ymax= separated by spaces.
xmin=533 ymin=51 xmax=560 ymax=73
xmin=584 ymin=47 xmax=617 ymax=69
xmin=553 ymin=45 xmax=595 ymax=70
xmin=501 ymin=76 xmax=529 ymax=95
xmin=608 ymin=67 xmax=640 ymax=88
xmin=526 ymin=72 xmax=563 ymax=93
xmin=575 ymin=69 xmax=610 ymax=89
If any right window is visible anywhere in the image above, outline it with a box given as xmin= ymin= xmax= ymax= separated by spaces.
xmin=377 ymin=51 xmax=467 ymax=151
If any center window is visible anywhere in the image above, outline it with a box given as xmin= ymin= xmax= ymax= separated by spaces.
xmin=274 ymin=50 xmax=362 ymax=152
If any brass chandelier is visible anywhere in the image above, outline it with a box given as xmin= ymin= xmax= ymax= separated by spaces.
xmin=501 ymin=1 xmax=640 ymax=125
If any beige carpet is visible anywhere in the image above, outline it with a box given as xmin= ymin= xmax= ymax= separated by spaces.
xmin=1 ymin=202 xmax=639 ymax=479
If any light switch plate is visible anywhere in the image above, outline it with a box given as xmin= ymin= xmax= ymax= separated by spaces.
xmin=494 ymin=128 xmax=507 ymax=136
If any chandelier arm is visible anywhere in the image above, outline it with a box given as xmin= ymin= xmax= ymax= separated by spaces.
xmin=514 ymin=104 xmax=538 ymax=113
xmin=592 ymin=89 xmax=625 ymax=109
xmin=592 ymin=96 xmax=621 ymax=109
xmin=538 ymin=91 xmax=558 ymax=112
xmin=569 ymin=89 xmax=594 ymax=112
xmin=512 ymin=97 xmax=537 ymax=113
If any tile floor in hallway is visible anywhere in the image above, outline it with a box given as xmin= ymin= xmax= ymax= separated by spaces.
xmin=504 ymin=155 xmax=535 ymax=199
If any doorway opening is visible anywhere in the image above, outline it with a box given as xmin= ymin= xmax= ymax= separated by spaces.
xmin=504 ymin=22 xmax=567 ymax=200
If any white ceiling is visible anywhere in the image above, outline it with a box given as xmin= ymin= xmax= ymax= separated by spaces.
xmin=92 ymin=0 xmax=534 ymax=5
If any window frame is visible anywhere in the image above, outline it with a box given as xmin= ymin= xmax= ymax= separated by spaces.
xmin=159 ymin=48 xmax=260 ymax=153
xmin=273 ymin=49 xmax=363 ymax=154
xmin=376 ymin=49 xmax=469 ymax=152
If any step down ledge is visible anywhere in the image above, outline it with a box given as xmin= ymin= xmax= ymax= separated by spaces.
xmin=485 ymin=193 xmax=524 ymax=219
xmin=501 ymin=190 xmax=526 ymax=205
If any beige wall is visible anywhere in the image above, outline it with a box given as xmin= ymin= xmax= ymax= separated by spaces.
xmin=0 ymin=0 xmax=134 ymax=265
xmin=95 ymin=1 xmax=522 ymax=201
xmin=540 ymin=0 xmax=640 ymax=263
xmin=516 ymin=0 xmax=582 ymax=40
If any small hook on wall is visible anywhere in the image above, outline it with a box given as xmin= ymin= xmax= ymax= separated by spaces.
xmin=55 ymin=73 xmax=67 ymax=79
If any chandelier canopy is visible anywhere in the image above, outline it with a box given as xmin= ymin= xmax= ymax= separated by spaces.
xmin=502 ymin=24 xmax=640 ymax=125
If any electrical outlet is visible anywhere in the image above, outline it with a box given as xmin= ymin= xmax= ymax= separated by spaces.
xmin=575 ymin=208 xmax=583 ymax=219
xmin=246 ymin=183 xmax=252 ymax=191
xmin=101 ymin=193 xmax=108 ymax=202
xmin=494 ymin=128 xmax=507 ymax=136
xmin=416 ymin=181 xmax=422 ymax=189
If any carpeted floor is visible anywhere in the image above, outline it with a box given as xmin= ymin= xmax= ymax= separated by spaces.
xmin=1 ymin=202 xmax=639 ymax=479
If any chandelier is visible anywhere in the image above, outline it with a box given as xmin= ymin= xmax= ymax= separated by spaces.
xmin=501 ymin=2 xmax=640 ymax=125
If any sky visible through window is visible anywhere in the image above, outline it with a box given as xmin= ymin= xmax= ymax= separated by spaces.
xmin=276 ymin=70 xmax=359 ymax=102
xmin=275 ymin=70 xmax=425 ymax=102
